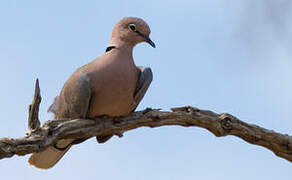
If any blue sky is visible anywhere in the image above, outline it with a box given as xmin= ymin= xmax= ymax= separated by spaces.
xmin=0 ymin=0 xmax=291 ymax=179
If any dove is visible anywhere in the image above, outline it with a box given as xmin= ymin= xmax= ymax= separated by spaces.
xmin=28 ymin=17 xmax=155 ymax=169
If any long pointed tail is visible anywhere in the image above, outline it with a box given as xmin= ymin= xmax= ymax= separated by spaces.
xmin=28 ymin=139 xmax=73 ymax=169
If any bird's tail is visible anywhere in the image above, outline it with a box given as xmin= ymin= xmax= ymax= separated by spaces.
xmin=28 ymin=139 xmax=73 ymax=169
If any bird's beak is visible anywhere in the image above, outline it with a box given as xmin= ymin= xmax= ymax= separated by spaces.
xmin=136 ymin=31 xmax=156 ymax=48
xmin=145 ymin=36 xmax=156 ymax=48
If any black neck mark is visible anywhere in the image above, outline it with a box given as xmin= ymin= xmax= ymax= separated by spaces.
xmin=105 ymin=46 xmax=116 ymax=52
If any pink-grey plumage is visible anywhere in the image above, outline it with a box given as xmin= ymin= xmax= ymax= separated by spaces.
xmin=28 ymin=17 xmax=155 ymax=169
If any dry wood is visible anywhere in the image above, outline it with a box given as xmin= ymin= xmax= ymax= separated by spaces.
xmin=27 ymin=79 xmax=41 ymax=135
xmin=0 ymin=80 xmax=291 ymax=163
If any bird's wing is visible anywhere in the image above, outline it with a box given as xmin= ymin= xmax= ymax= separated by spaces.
xmin=55 ymin=72 xmax=92 ymax=119
xmin=47 ymin=96 xmax=58 ymax=114
xmin=132 ymin=66 xmax=153 ymax=111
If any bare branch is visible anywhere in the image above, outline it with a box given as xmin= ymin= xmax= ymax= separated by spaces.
xmin=0 ymin=81 xmax=291 ymax=163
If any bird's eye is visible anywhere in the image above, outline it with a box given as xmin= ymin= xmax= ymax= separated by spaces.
xmin=128 ymin=24 xmax=136 ymax=31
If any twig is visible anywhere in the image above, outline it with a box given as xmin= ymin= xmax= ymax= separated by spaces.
xmin=27 ymin=79 xmax=41 ymax=135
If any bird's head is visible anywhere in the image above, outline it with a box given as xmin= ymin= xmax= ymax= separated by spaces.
xmin=109 ymin=17 xmax=156 ymax=48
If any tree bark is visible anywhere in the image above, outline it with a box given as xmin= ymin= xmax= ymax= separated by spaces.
xmin=0 ymin=80 xmax=291 ymax=163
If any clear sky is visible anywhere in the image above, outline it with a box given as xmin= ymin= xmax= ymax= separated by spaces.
xmin=0 ymin=0 xmax=291 ymax=179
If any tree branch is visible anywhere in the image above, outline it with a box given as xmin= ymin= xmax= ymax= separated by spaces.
xmin=0 ymin=80 xmax=291 ymax=163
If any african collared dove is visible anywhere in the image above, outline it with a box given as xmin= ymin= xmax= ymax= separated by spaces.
xmin=28 ymin=17 xmax=155 ymax=169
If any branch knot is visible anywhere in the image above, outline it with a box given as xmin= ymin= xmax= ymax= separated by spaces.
xmin=220 ymin=113 xmax=234 ymax=132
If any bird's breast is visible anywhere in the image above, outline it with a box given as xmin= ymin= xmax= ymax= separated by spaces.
xmin=87 ymin=59 xmax=138 ymax=117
